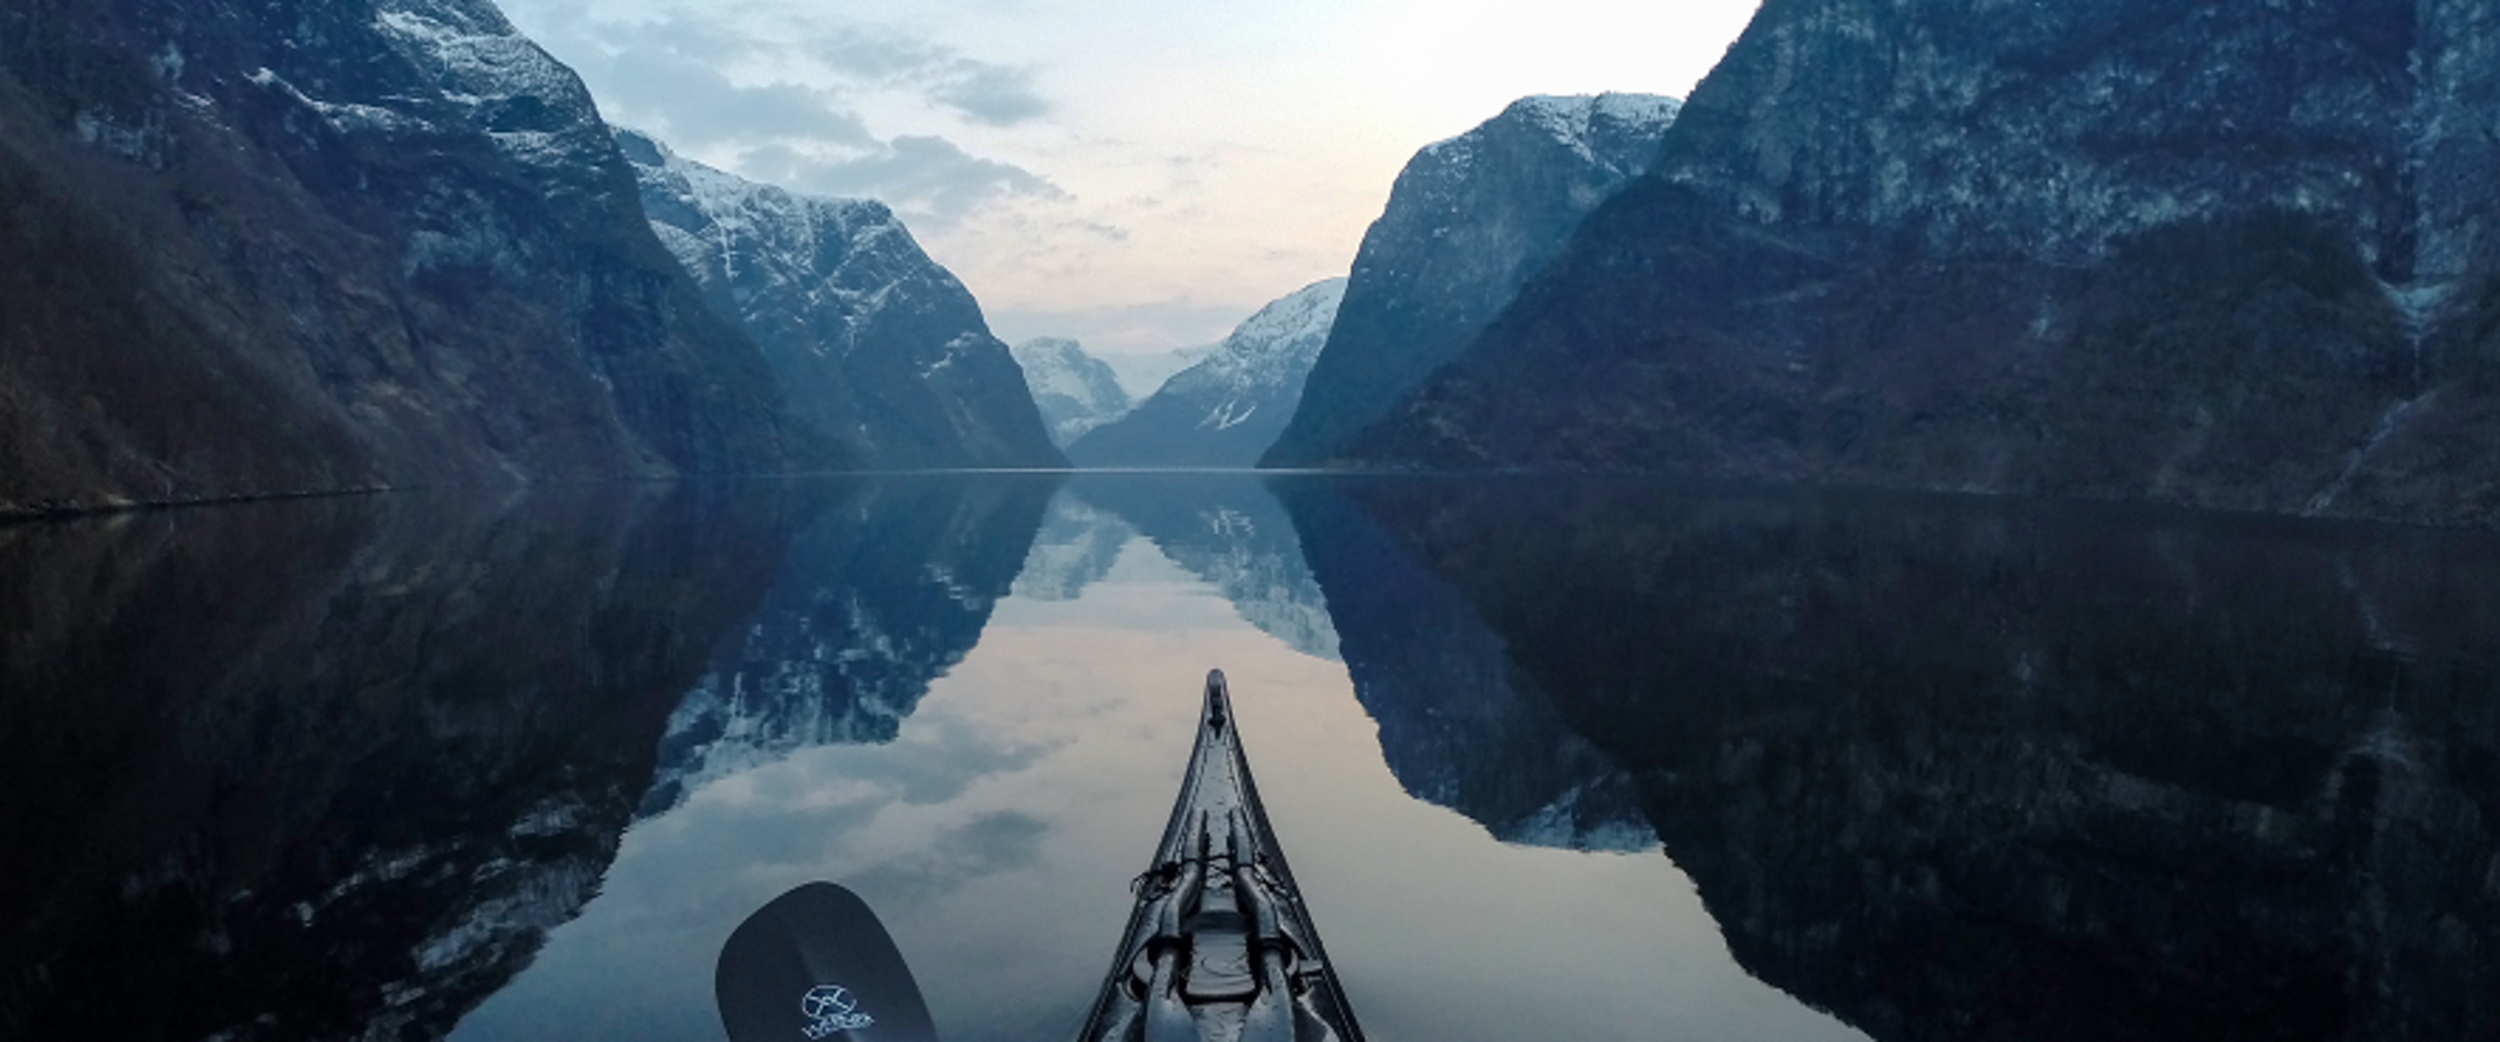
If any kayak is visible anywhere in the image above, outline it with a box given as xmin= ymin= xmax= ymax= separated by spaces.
xmin=1071 ymin=671 xmax=1367 ymax=1042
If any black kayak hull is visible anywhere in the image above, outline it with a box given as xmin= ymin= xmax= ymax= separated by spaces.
xmin=1071 ymin=671 xmax=1366 ymax=1042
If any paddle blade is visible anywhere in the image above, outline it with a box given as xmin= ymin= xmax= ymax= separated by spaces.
xmin=716 ymin=882 xmax=940 ymax=1042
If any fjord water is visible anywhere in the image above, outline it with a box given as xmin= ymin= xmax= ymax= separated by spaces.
xmin=4 ymin=476 xmax=2495 ymax=1041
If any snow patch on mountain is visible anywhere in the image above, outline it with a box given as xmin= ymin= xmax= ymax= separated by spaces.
xmin=1171 ymin=278 xmax=1347 ymax=433
xmin=371 ymin=0 xmax=608 ymax=172
xmin=621 ymin=129 xmax=907 ymax=362
xmin=1067 ymin=279 xmax=1344 ymax=467
xmin=1100 ymin=345 xmax=1218 ymax=400
xmin=616 ymin=127 xmax=1062 ymax=466
xmin=1013 ymin=338 xmax=1134 ymax=447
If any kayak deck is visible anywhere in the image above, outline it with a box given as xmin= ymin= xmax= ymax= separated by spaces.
xmin=1072 ymin=671 xmax=1365 ymax=1042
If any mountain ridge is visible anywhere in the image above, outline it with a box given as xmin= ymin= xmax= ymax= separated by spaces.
xmin=618 ymin=128 xmax=1065 ymax=470
xmin=1262 ymin=92 xmax=1681 ymax=466
xmin=1335 ymin=0 xmax=2500 ymax=527
xmin=1071 ymin=277 xmax=1347 ymax=468
xmin=0 ymin=0 xmax=818 ymax=517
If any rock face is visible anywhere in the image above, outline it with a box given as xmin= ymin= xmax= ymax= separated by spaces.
xmin=1012 ymin=337 xmax=1133 ymax=448
xmin=1342 ymin=1 xmax=2500 ymax=526
xmin=1261 ymin=94 xmax=1681 ymax=466
xmin=1072 ymin=277 xmax=1346 ymax=467
xmin=0 ymin=0 xmax=814 ymax=518
xmin=619 ymin=131 xmax=1064 ymax=469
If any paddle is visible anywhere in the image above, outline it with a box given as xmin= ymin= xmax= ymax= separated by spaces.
xmin=716 ymin=882 xmax=941 ymax=1042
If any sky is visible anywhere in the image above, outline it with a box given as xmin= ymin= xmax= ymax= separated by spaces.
xmin=494 ymin=1 xmax=1765 ymax=354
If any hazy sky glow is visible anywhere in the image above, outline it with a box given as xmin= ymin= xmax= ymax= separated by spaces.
xmin=497 ymin=1 xmax=1764 ymax=353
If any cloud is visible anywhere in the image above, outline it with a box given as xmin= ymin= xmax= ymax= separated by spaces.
xmin=495 ymin=3 xmax=1062 ymax=225
xmin=844 ymin=811 xmax=1049 ymax=904
xmin=927 ymin=64 xmax=1050 ymax=126
xmin=802 ymin=27 xmax=1051 ymax=126
xmin=743 ymin=136 xmax=1067 ymax=225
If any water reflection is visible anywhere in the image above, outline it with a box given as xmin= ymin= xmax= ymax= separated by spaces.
xmin=1067 ymin=474 xmax=1341 ymax=662
xmin=454 ymin=473 xmax=1848 ymax=1042
xmin=642 ymin=476 xmax=1059 ymax=815
xmin=1276 ymin=480 xmax=1654 ymax=851
xmin=16 ymin=473 xmax=2487 ymax=1041
xmin=1295 ymin=476 xmax=2500 ymax=1042
xmin=0 ymin=485 xmax=803 ymax=1041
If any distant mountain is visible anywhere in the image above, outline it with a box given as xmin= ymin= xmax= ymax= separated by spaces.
xmin=0 ymin=0 xmax=814 ymax=518
xmin=1012 ymin=337 xmax=1133 ymax=448
xmin=1262 ymin=94 xmax=1680 ymax=466
xmin=1099 ymin=345 xmax=1217 ymax=401
xmin=618 ymin=130 xmax=1063 ymax=469
xmin=1338 ymin=1 xmax=2500 ymax=527
xmin=1072 ymin=278 xmax=1347 ymax=468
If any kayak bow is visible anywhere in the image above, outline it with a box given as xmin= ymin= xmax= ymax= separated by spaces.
xmin=1072 ymin=670 xmax=1366 ymax=1042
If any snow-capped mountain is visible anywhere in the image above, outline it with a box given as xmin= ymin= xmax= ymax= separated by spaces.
xmin=1263 ymin=93 xmax=1679 ymax=467
xmin=1100 ymin=345 xmax=1219 ymax=401
xmin=1012 ymin=338 xmax=1134 ymax=448
xmin=618 ymin=130 xmax=1064 ymax=470
xmin=1070 ymin=278 xmax=1347 ymax=467
xmin=0 ymin=0 xmax=810 ymax=518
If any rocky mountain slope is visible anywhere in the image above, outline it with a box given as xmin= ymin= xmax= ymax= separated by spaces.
xmin=1262 ymin=94 xmax=1680 ymax=466
xmin=1341 ymin=0 xmax=2500 ymax=527
xmin=1012 ymin=337 xmax=1133 ymax=448
xmin=620 ymin=131 xmax=1063 ymax=469
xmin=1072 ymin=278 xmax=1346 ymax=467
xmin=0 ymin=0 xmax=814 ymax=518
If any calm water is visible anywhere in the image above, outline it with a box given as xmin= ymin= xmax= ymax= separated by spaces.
xmin=4 ymin=474 xmax=2496 ymax=1041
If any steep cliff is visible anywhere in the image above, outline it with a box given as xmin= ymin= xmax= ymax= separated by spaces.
xmin=1071 ymin=277 xmax=1345 ymax=468
xmin=619 ymin=130 xmax=1065 ymax=469
xmin=1261 ymin=94 xmax=1679 ymax=466
xmin=0 ymin=0 xmax=817 ymax=517
xmin=1344 ymin=0 xmax=2500 ymax=526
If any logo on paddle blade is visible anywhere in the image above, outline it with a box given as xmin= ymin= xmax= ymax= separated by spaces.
xmin=800 ymin=983 xmax=874 ymax=1039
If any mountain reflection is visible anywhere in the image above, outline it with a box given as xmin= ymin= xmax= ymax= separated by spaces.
xmin=1067 ymin=474 xmax=1341 ymax=661
xmin=1293 ymin=476 xmax=2500 ymax=1042
xmin=0 ymin=486 xmax=802 ymax=1042
xmin=1274 ymin=479 xmax=1656 ymax=851
xmin=640 ymin=475 xmax=1060 ymax=816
